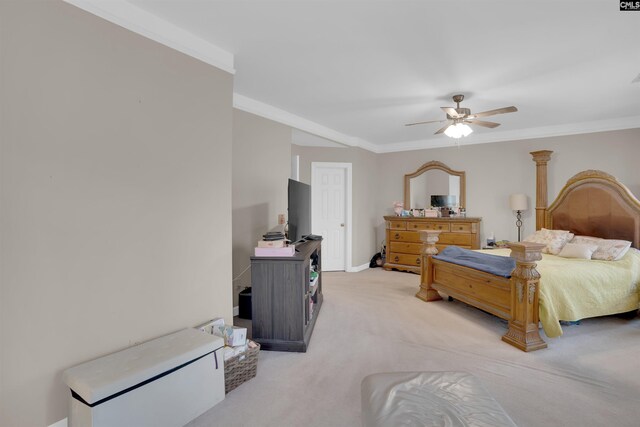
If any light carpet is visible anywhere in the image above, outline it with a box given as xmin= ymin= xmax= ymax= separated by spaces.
xmin=188 ymin=268 xmax=640 ymax=427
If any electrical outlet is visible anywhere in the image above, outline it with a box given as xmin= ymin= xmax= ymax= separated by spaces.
xmin=278 ymin=214 xmax=285 ymax=224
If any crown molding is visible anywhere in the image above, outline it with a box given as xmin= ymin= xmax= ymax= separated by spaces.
xmin=377 ymin=115 xmax=640 ymax=153
xmin=63 ymin=0 xmax=235 ymax=74
xmin=233 ymin=96 xmax=640 ymax=154
xmin=60 ymin=1 xmax=640 ymax=154
xmin=291 ymin=130 xmax=346 ymax=148
xmin=233 ymin=94 xmax=379 ymax=152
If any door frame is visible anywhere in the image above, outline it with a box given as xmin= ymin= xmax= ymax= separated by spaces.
xmin=311 ymin=162 xmax=352 ymax=272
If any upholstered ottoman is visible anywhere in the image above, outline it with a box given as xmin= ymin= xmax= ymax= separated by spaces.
xmin=63 ymin=328 xmax=225 ymax=427
xmin=361 ymin=371 xmax=517 ymax=427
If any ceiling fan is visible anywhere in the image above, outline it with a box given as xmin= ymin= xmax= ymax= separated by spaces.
xmin=405 ymin=94 xmax=518 ymax=138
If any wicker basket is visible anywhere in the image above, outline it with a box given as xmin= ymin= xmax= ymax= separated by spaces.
xmin=224 ymin=341 xmax=260 ymax=393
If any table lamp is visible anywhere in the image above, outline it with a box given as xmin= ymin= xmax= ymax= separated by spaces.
xmin=509 ymin=194 xmax=528 ymax=242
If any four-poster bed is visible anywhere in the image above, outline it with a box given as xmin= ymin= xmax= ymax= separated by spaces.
xmin=416 ymin=151 xmax=640 ymax=351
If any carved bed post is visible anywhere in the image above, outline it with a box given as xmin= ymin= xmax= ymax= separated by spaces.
xmin=416 ymin=230 xmax=442 ymax=302
xmin=502 ymin=242 xmax=547 ymax=352
xmin=530 ymin=150 xmax=553 ymax=230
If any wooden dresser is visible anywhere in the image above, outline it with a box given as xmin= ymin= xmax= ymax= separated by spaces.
xmin=383 ymin=216 xmax=482 ymax=273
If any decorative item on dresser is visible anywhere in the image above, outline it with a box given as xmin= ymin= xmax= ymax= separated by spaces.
xmin=384 ymin=216 xmax=481 ymax=273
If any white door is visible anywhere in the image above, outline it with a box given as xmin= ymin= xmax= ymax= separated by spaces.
xmin=312 ymin=163 xmax=351 ymax=271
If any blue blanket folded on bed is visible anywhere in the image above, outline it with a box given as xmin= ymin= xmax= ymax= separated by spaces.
xmin=433 ymin=246 xmax=516 ymax=278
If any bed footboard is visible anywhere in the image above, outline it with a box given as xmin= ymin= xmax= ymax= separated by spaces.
xmin=416 ymin=231 xmax=547 ymax=352
xmin=416 ymin=230 xmax=443 ymax=302
xmin=502 ymin=242 xmax=547 ymax=351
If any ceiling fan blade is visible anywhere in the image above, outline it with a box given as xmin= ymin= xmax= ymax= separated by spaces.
xmin=468 ymin=106 xmax=517 ymax=119
xmin=441 ymin=107 xmax=463 ymax=118
xmin=434 ymin=121 xmax=453 ymax=134
xmin=465 ymin=119 xmax=501 ymax=128
xmin=405 ymin=119 xmax=447 ymax=126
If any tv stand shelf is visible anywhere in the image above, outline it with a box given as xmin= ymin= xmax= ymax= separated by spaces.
xmin=250 ymin=239 xmax=323 ymax=352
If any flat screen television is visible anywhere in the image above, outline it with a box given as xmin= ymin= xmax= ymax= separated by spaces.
xmin=430 ymin=195 xmax=456 ymax=208
xmin=288 ymin=178 xmax=311 ymax=242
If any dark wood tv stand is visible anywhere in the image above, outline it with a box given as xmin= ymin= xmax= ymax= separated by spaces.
xmin=250 ymin=239 xmax=323 ymax=352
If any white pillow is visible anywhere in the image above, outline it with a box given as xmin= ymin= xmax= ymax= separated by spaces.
xmin=523 ymin=228 xmax=574 ymax=255
xmin=557 ymin=243 xmax=598 ymax=259
xmin=570 ymin=236 xmax=632 ymax=261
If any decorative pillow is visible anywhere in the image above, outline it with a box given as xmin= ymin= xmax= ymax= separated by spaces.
xmin=570 ymin=236 xmax=632 ymax=261
xmin=523 ymin=228 xmax=574 ymax=255
xmin=557 ymin=243 xmax=598 ymax=259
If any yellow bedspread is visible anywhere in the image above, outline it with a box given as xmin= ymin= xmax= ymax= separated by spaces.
xmin=485 ymin=248 xmax=640 ymax=338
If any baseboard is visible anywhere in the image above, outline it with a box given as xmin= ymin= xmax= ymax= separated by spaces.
xmin=347 ymin=263 xmax=369 ymax=273
xmin=233 ymin=305 xmax=239 ymax=317
xmin=49 ymin=418 xmax=67 ymax=427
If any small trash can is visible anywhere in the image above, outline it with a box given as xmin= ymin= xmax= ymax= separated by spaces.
xmin=239 ymin=287 xmax=252 ymax=319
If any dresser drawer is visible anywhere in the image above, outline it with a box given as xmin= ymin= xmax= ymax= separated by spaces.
xmin=450 ymin=223 xmax=472 ymax=233
xmin=388 ymin=230 xmax=422 ymax=243
xmin=384 ymin=217 xmax=481 ymax=254
xmin=406 ymin=221 xmax=428 ymax=231
xmin=438 ymin=233 xmax=473 ymax=246
xmin=388 ymin=252 xmax=423 ymax=267
xmin=403 ymin=221 xmax=449 ymax=232
xmin=428 ymin=222 xmax=450 ymax=232
xmin=387 ymin=220 xmax=406 ymax=230
xmin=389 ymin=242 xmax=422 ymax=255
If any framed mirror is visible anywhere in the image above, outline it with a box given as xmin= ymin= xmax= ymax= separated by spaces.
xmin=404 ymin=161 xmax=466 ymax=209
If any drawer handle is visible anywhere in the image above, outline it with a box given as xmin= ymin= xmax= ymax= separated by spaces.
xmin=394 ymin=256 xmax=399 ymax=262
xmin=416 ymin=257 xmax=421 ymax=265
xmin=395 ymin=233 xmax=400 ymax=239
xmin=459 ymin=226 xmax=463 ymax=230
xmin=438 ymin=226 xmax=443 ymax=229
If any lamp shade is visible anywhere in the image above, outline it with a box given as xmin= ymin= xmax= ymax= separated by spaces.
xmin=509 ymin=193 xmax=528 ymax=211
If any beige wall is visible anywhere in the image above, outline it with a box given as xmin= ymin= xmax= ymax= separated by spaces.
xmin=376 ymin=129 xmax=640 ymax=246
xmin=232 ymin=110 xmax=291 ymax=305
xmin=292 ymin=144 xmax=380 ymax=267
xmin=0 ymin=2 xmax=233 ymax=426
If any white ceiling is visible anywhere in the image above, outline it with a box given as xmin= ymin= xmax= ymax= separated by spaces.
xmin=93 ymin=1 xmax=640 ymax=152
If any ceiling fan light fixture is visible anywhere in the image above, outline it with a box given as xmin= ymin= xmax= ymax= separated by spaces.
xmin=444 ymin=122 xmax=473 ymax=139
xmin=405 ymin=94 xmax=516 ymax=138
xmin=444 ymin=124 xmax=461 ymax=138
xmin=458 ymin=123 xmax=473 ymax=137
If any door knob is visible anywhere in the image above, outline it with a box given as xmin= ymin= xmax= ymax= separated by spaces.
xmin=340 ymin=223 xmax=345 ymax=227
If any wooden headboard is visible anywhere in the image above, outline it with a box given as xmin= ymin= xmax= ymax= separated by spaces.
xmin=531 ymin=152 xmax=640 ymax=249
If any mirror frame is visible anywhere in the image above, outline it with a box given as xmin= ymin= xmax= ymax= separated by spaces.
xmin=404 ymin=161 xmax=466 ymax=209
